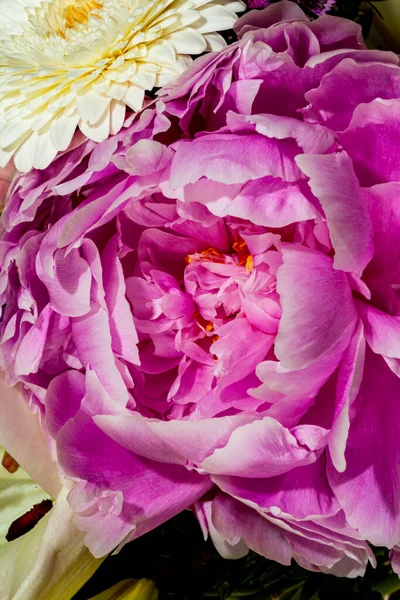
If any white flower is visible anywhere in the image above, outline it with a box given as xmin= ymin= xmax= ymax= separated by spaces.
xmin=0 ymin=0 xmax=245 ymax=172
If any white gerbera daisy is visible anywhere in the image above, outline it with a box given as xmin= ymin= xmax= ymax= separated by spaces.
xmin=0 ymin=0 xmax=244 ymax=172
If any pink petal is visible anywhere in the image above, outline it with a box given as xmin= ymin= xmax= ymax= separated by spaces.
xmin=357 ymin=300 xmax=400 ymax=359
xmin=170 ymin=133 xmax=301 ymax=188
xmin=71 ymin=305 xmax=129 ymax=403
xmin=102 ymin=237 xmax=140 ymax=365
xmin=220 ymin=177 xmax=319 ymax=227
xmin=37 ymin=247 xmax=92 ymax=317
xmin=296 ymin=152 xmax=373 ymax=275
xmin=328 ymin=319 xmax=365 ymax=472
xmin=211 ymin=494 xmax=292 ymax=565
xmin=275 ymin=246 xmax=357 ymax=370
xmin=328 ymin=351 xmax=400 ymax=547
xmin=201 ymin=418 xmax=322 ymax=478
xmin=95 ymin=412 xmax=256 ymax=467
xmin=214 ymin=456 xmax=339 ymax=521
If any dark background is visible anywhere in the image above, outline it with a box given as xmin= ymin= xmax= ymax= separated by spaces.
xmin=73 ymin=510 xmax=399 ymax=600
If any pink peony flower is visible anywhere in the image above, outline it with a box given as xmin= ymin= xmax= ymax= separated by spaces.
xmin=245 ymin=0 xmax=336 ymax=16
xmin=1 ymin=0 xmax=400 ymax=576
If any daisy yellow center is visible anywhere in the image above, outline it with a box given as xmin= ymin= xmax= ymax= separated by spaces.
xmin=64 ymin=0 xmax=103 ymax=30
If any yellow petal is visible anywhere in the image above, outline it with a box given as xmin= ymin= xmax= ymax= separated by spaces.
xmin=371 ymin=0 xmax=400 ymax=53
xmin=89 ymin=579 xmax=159 ymax=600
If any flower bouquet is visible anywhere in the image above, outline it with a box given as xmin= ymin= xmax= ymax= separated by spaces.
xmin=1 ymin=0 xmax=400 ymax=598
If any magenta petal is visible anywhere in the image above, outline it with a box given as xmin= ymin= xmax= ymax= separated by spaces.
xmin=212 ymin=318 xmax=274 ymax=387
xmin=363 ymin=183 xmax=400 ymax=291
xmin=275 ymin=246 xmax=357 ymax=369
xmin=46 ymin=370 xmax=85 ymax=438
xmin=339 ymin=99 xmax=400 ymax=187
xmin=212 ymin=494 xmax=292 ymax=565
xmin=125 ymin=139 xmax=174 ymax=176
xmin=234 ymin=1 xmax=308 ymax=38
xmin=328 ymin=319 xmax=365 ymax=473
xmin=390 ymin=546 xmax=400 ymax=577
xmin=194 ymin=497 xmax=249 ymax=559
xmin=72 ymin=305 xmax=129 ymax=403
xmin=37 ymin=247 xmax=92 ymax=317
xmin=95 ymin=412 xmax=256 ymax=466
xmin=202 ymin=418 xmax=321 ymax=478
xmin=170 ymin=133 xmax=301 ymax=188
xmin=357 ymin=300 xmax=400 ymax=359
xmin=214 ymin=457 xmax=339 ymax=521
xmin=222 ymin=177 xmax=319 ymax=227
xmin=296 ymin=152 xmax=373 ymax=275
xmin=302 ymin=61 xmax=400 ymax=132
xmin=14 ymin=304 xmax=52 ymax=376
xmin=57 ymin=374 xmax=211 ymax=556
xmin=102 ymin=237 xmax=140 ymax=365
xmin=328 ymin=351 xmax=400 ymax=547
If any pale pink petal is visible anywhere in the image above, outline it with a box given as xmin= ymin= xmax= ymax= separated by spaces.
xmin=296 ymin=152 xmax=374 ymax=275
xmin=275 ymin=246 xmax=357 ymax=369
xmin=328 ymin=351 xmax=400 ymax=547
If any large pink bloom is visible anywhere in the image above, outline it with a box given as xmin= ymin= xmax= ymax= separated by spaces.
xmin=1 ymin=1 xmax=400 ymax=576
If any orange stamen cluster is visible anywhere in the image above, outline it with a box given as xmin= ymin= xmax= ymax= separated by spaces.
xmin=188 ymin=239 xmax=254 ymax=351
xmin=232 ymin=239 xmax=254 ymax=273
xmin=186 ymin=247 xmax=225 ymax=265
xmin=186 ymin=240 xmax=254 ymax=273
xmin=194 ymin=310 xmax=214 ymax=332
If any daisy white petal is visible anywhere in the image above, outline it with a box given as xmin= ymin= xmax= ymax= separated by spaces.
xmin=0 ymin=0 xmax=245 ymax=171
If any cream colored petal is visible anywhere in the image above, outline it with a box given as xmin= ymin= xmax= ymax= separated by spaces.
xmin=195 ymin=4 xmax=240 ymax=34
xmin=13 ymin=136 xmax=37 ymax=173
xmin=203 ymin=32 xmax=226 ymax=51
xmin=123 ymin=85 xmax=145 ymax=112
xmin=166 ymin=28 xmax=207 ymax=54
xmin=49 ymin=110 xmax=80 ymax=152
xmin=110 ymin=100 xmax=126 ymax=136
xmin=129 ymin=70 xmax=157 ymax=92
xmin=79 ymin=106 xmax=111 ymax=142
xmin=0 ymin=448 xmax=50 ymax=549
xmin=145 ymin=40 xmax=177 ymax=66
xmin=29 ymin=129 xmax=58 ymax=170
xmin=211 ymin=0 xmax=246 ymax=12
xmin=76 ymin=90 xmax=112 ymax=125
xmin=0 ymin=147 xmax=15 ymax=169
xmin=0 ymin=379 xmax=61 ymax=497
xmin=1 ymin=488 xmax=104 ymax=600
xmin=107 ymin=82 xmax=129 ymax=102
xmin=0 ymin=120 xmax=32 ymax=149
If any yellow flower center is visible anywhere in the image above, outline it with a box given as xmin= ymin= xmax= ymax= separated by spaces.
xmin=64 ymin=0 xmax=102 ymax=28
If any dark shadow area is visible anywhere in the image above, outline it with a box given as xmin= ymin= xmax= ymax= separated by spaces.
xmin=73 ymin=510 xmax=390 ymax=600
